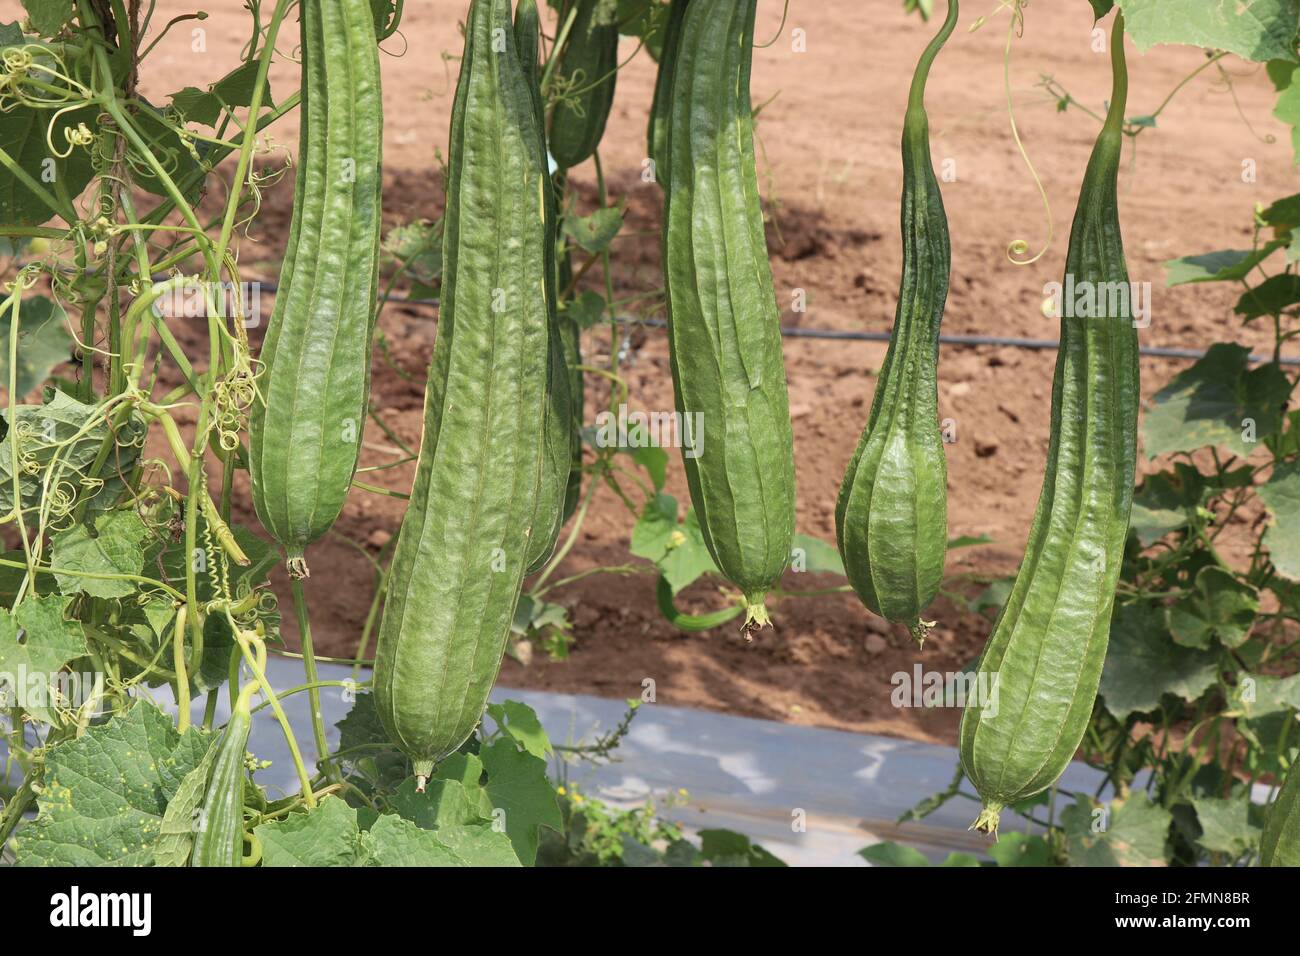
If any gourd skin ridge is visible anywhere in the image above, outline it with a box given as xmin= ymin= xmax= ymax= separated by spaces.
xmin=958 ymin=16 xmax=1139 ymax=837
xmin=248 ymin=0 xmax=383 ymax=575
xmin=662 ymin=0 xmax=796 ymax=628
xmin=835 ymin=0 xmax=957 ymax=645
xmin=373 ymin=0 xmax=552 ymax=778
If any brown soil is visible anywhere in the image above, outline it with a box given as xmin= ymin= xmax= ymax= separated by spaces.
xmin=129 ymin=0 xmax=1292 ymax=744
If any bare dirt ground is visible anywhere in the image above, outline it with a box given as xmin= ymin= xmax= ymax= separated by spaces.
xmin=120 ymin=0 xmax=1295 ymax=744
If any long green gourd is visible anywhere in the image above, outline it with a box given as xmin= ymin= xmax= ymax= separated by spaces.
xmin=516 ymin=0 xmax=575 ymax=574
xmin=663 ymin=0 xmax=796 ymax=632
xmin=190 ymin=694 xmax=251 ymax=867
xmin=958 ymin=14 xmax=1139 ymax=837
xmin=836 ymin=0 xmax=956 ymax=646
xmin=1261 ymin=759 xmax=1300 ymax=866
xmin=248 ymin=0 xmax=382 ymax=578
xmin=549 ymin=0 xmax=620 ymax=170
xmin=647 ymin=0 xmax=689 ymax=188
xmin=373 ymin=0 xmax=552 ymax=786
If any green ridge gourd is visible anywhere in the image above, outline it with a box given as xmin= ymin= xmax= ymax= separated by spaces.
xmin=647 ymin=0 xmax=689 ymax=188
xmin=1261 ymin=759 xmax=1300 ymax=866
xmin=835 ymin=0 xmax=957 ymax=646
xmin=549 ymin=0 xmax=620 ymax=170
xmin=958 ymin=14 xmax=1139 ymax=838
xmin=248 ymin=0 xmax=382 ymax=577
xmin=662 ymin=0 xmax=796 ymax=632
xmin=516 ymin=0 xmax=576 ymax=574
xmin=373 ymin=0 xmax=552 ymax=786
xmin=189 ymin=696 xmax=251 ymax=867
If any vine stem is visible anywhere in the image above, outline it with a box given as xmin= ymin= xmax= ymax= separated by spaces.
xmin=234 ymin=629 xmax=317 ymax=807
xmin=212 ymin=0 xmax=295 ymax=268
xmin=290 ymin=577 xmax=336 ymax=782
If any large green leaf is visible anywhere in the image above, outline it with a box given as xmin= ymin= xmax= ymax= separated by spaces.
xmin=1259 ymin=459 xmax=1300 ymax=579
xmin=0 ymin=102 xmax=97 ymax=226
xmin=1166 ymin=566 xmax=1259 ymax=649
xmin=1117 ymin=0 xmax=1300 ymax=63
xmin=1060 ymin=791 xmax=1173 ymax=866
xmin=1165 ymin=244 xmax=1285 ymax=285
xmin=1191 ymin=795 xmax=1261 ymax=857
xmin=12 ymin=702 xmax=210 ymax=865
xmin=480 ymin=737 xmax=562 ymax=866
xmin=49 ymin=508 xmax=150 ymax=599
xmin=1235 ymin=274 xmax=1300 ymax=319
xmin=1100 ymin=602 xmax=1219 ymax=718
xmin=1140 ymin=343 xmax=1291 ymax=459
xmin=0 ymin=295 xmax=72 ymax=396
xmin=0 ymin=595 xmax=87 ymax=723
xmin=630 ymin=493 xmax=720 ymax=594
xmin=0 ymin=389 xmax=147 ymax=515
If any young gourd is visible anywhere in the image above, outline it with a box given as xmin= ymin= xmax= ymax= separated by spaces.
xmin=835 ymin=0 xmax=958 ymax=646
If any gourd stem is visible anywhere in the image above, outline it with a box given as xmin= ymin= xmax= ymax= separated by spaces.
xmin=291 ymin=577 xmax=336 ymax=783
xmin=1103 ymin=13 xmax=1128 ymax=136
xmin=906 ymin=0 xmax=960 ymax=115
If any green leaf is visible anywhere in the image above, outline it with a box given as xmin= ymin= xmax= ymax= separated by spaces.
xmin=1259 ymin=460 xmax=1300 ymax=579
xmin=154 ymin=733 xmax=221 ymax=867
xmin=50 ymin=509 xmax=150 ymax=599
xmin=1166 ymin=566 xmax=1259 ymax=649
xmin=0 ymin=296 xmax=72 ymax=396
xmin=1275 ymin=65 xmax=1300 ymax=163
xmin=0 ymin=390 xmax=148 ymax=516
xmin=0 ymin=102 xmax=96 ymax=225
xmin=948 ymin=534 xmax=994 ymax=550
xmin=1089 ymin=0 xmax=1116 ymax=19
xmin=20 ymin=1 xmax=73 ymax=35
xmin=698 ymin=829 xmax=786 ymax=866
xmin=12 ymin=702 xmax=210 ymax=865
xmin=335 ymin=693 xmax=410 ymax=795
xmin=480 ymin=737 xmax=562 ymax=866
xmin=256 ymin=795 xmax=366 ymax=866
xmin=1140 ymin=343 xmax=1291 ymax=459
xmin=630 ymin=493 xmax=719 ymax=593
xmin=559 ymin=289 xmax=606 ymax=330
xmin=1165 ymin=244 xmax=1284 ymax=285
xmin=1227 ymin=672 xmax=1300 ymax=717
xmin=1117 ymin=0 xmax=1300 ymax=63
xmin=365 ymin=814 xmax=521 ymax=866
xmin=1129 ymin=465 xmax=1206 ymax=545
xmin=564 ymin=206 xmax=624 ymax=254
xmin=381 ymin=218 xmax=442 ymax=285
xmin=1060 ymin=791 xmax=1173 ymax=866
xmin=431 ymin=751 xmax=485 ymax=789
xmin=1234 ymin=274 xmax=1300 ymax=319
xmin=789 ymin=534 xmax=845 ymax=575
xmin=988 ymin=832 xmax=1055 ymax=867
xmin=1100 ymin=602 xmax=1219 ymax=719
xmin=1191 ymin=795 xmax=1260 ymax=856
xmin=0 ymin=595 xmax=87 ymax=723
xmin=486 ymin=700 xmax=552 ymax=758
xmin=858 ymin=841 xmax=932 ymax=866
xmin=170 ymin=60 xmax=272 ymax=128
xmin=388 ymin=778 xmax=494 ymax=830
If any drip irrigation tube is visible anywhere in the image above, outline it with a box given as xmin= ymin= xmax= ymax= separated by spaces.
xmin=247 ymin=283 xmax=1300 ymax=368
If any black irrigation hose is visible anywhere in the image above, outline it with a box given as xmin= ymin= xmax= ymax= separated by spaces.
xmin=248 ymin=282 xmax=1300 ymax=368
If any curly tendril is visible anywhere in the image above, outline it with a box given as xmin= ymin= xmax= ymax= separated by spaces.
xmin=972 ymin=0 xmax=1053 ymax=266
